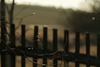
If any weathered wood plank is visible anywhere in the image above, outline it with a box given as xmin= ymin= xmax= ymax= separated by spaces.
xmin=86 ymin=33 xmax=90 ymax=67
xmin=11 ymin=24 xmax=15 ymax=67
xmin=64 ymin=30 xmax=69 ymax=53
xmin=53 ymin=29 xmax=58 ymax=67
xmin=64 ymin=30 xmax=69 ymax=67
xmin=97 ymin=33 xmax=100 ymax=67
xmin=43 ymin=27 xmax=48 ymax=67
xmin=33 ymin=26 xmax=39 ymax=67
xmin=21 ymin=25 xmax=25 ymax=67
xmin=75 ymin=32 xmax=80 ymax=67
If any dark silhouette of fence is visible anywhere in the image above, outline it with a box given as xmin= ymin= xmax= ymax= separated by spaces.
xmin=0 ymin=24 xmax=100 ymax=67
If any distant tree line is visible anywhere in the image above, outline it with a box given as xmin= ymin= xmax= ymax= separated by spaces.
xmin=59 ymin=0 xmax=100 ymax=32
xmin=68 ymin=10 xmax=100 ymax=32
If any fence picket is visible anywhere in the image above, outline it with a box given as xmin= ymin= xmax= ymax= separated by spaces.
xmin=10 ymin=24 xmax=15 ymax=47
xmin=33 ymin=26 xmax=39 ymax=67
xmin=64 ymin=30 xmax=69 ymax=67
xmin=64 ymin=30 xmax=69 ymax=53
xmin=21 ymin=25 xmax=25 ymax=67
xmin=43 ymin=27 xmax=48 ymax=67
xmin=97 ymin=34 xmax=100 ymax=67
xmin=11 ymin=24 xmax=15 ymax=67
xmin=86 ymin=33 xmax=90 ymax=67
xmin=53 ymin=29 xmax=58 ymax=67
xmin=75 ymin=32 xmax=80 ymax=67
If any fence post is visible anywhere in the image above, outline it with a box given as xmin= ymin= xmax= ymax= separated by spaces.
xmin=64 ymin=30 xmax=69 ymax=67
xmin=75 ymin=32 xmax=80 ymax=67
xmin=1 ymin=0 xmax=7 ymax=67
xmin=97 ymin=33 xmax=100 ymax=67
xmin=43 ymin=27 xmax=48 ymax=67
xmin=21 ymin=25 xmax=25 ymax=67
xmin=53 ymin=29 xmax=58 ymax=67
xmin=1 ymin=24 xmax=15 ymax=67
xmin=1 ymin=0 xmax=6 ymax=49
xmin=86 ymin=32 xmax=90 ymax=67
xmin=33 ymin=26 xmax=39 ymax=67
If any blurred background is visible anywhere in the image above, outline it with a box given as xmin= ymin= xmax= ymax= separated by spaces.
xmin=0 ymin=0 xmax=100 ymax=67
xmin=3 ymin=0 xmax=100 ymax=32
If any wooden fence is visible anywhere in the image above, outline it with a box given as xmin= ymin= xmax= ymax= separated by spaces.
xmin=0 ymin=24 xmax=100 ymax=67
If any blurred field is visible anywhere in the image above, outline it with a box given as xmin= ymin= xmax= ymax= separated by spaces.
xmin=11 ymin=5 xmax=63 ymax=25
xmin=6 ymin=4 xmax=72 ymax=30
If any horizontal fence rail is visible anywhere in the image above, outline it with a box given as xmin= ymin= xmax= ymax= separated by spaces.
xmin=0 ymin=24 xmax=100 ymax=67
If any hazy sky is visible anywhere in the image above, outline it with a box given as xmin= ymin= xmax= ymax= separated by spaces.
xmin=5 ymin=0 xmax=92 ymax=12
xmin=6 ymin=0 xmax=83 ymax=8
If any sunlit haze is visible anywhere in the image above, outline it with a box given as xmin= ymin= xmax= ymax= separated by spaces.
xmin=6 ymin=0 xmax=83 ymax=8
